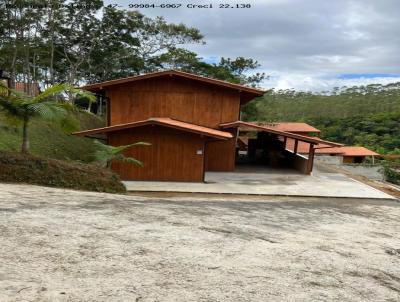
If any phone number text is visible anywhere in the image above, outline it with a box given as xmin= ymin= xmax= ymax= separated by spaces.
xmin=109 ymin=3 xmax=252 ymax=9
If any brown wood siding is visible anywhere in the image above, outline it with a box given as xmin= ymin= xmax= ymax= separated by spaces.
xmin=205 ymin=129 xmax=237 ymax=171
xmin=106 ymin=77 xmax=240 ymax=128
xmin=109 ymin=126 xmax=205 ymax=181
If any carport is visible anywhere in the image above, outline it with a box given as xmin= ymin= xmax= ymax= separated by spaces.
xmin=220 ymin=121 xmax=342 ymax=174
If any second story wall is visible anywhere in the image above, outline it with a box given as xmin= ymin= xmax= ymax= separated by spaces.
xmin=106 ymin=76 xmax=241 ymax=129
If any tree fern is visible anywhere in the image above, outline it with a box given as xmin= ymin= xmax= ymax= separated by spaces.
xmin=93 ymin=140 xmax=150 ymax=168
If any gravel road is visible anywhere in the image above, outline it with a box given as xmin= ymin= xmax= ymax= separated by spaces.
xmin=0 ymin=183 xmax=399 ymax=301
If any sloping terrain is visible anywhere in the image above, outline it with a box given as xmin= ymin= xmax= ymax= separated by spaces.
xmin=0 ymin=152 xmax=125 ymax=193
xmin=0 ymin=111 xmax=104 ymax=162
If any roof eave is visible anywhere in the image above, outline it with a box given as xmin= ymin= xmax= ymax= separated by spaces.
xmin=81 ymin=70 xmax=266 ymax=96
xmin=220 ymin=121 xmax=342 ymax=146
xmin=73 ymin=119 xmax=233 ymax=140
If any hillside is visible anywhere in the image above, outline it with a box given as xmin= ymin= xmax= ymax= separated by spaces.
xmin=0 ymin=111 xmax=105 ymax=162
xmin=242 ymin=83 xmax=400 ymax=154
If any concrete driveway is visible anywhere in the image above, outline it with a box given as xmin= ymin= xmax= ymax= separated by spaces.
xmin=124 ymin=166 xmax=394 ymax=199
xmin=0 ymin=183 xmax=399 ymax=301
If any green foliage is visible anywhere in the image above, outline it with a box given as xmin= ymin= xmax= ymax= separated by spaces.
xmin=0 ymin=111 xmax=103 ymax=162
xmin=303 ymin=112 xmax=400 ymax=153
xmin=243 ymin=82 xmax=400 ymax=121
xmin=243 ymin=82 xmax=400 ymax=154
xmin=157 ymin=49 xmax=265 ymax=86
xmin=0 ymin=83 xmax=95 ymax=153
xmin=383 ymin=164 xmax=400 ymax=185
xmin=0 ymin=1 xmax=263 ymax=89
xmin=93 ymin=140 xmax=151 ymax=167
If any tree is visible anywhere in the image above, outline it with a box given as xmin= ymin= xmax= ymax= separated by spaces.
xmin=0 ymin=2 xmax=266 ymax=102
xmin=56 ymin=0 xmax=103 ymax=88
xmin=155 ymin=49 xmax=266 ymax=87
xmin=0 ymin=83 xmax=94 ymax=153
xmin=93 ymin=140 xmax=150 ymax=168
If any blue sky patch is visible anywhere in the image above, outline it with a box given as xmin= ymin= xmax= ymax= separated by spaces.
xmin=338 ymin=73 xmax=400 ymax=79
xmin=201 ymin=56 xmax=220 ymax=64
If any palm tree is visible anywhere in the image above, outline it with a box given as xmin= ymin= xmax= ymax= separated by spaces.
xmin=93 ymin=140 xmax=151 ymax=168
xmin=0 ymin=83 xmax=95 ymax=154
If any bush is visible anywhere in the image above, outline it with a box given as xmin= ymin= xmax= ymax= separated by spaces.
xmin=0 ymin=151 xmax=126 ymax=193
xmin=383 ymin=165 xmax=400 ymax=185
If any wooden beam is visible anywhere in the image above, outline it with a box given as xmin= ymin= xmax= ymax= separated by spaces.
xmin=306 ymin=144 xmax=315 ymax=174
xmin=283 ymin=136 xmax=287 ymax=148
xmin=294 ymin=139 xmax=298 ymax=154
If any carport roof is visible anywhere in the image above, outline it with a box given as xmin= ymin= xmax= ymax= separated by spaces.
xmin=286 ymin=138 xmax=345 ymax=154
xmin=220 ymin=121 xmax=341 ymax=146
xmin=252 ymin=122 xmax=321 ymax=133
xmin=73 ymin=117 xmax=233 ymax=140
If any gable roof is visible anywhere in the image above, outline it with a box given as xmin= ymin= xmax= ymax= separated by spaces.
xmin=317 ymin=146 xmax=380 ymax=156
xmin=285 ymin=139 xmax=379 ymax=156
xmin=81 ymin=70 xmax=265 ymax=103
xmin=220 ymin=121 xmax=340 ymax=146
xmin=73 ymin=117 xmax=233 ymax=140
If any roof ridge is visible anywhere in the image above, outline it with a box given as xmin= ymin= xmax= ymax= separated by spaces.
xmin=81 ymin=69 xmax=266 ymax=95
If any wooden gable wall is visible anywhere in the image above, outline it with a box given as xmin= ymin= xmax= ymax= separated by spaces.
xmin=105 ymin=76 xmax=241 ymax=173
xmin=105 ymin=76 xmax=241 ymax=128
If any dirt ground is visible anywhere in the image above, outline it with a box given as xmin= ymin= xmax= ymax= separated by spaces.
xmin=0 ymin=183 xmax=400 ymax=301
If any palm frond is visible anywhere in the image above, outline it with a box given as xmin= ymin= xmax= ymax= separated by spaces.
xmin=28 ymin=102 xmax=67 ymax=120
xmin=67 ymin=86 xmax=97 ymax=103
xmin=111 ymin=142 xmax=151 ymax=154
xmin=93 ymin=140 xmax=150 ymax=167
xmin=0 ymin=96 xmax=26 ymax=118
xmin=32 ymin=83 xmax=70 ymax=103
xmin=119 ymin=156 xmax=144 ymax=167
xmin=32 ymin=83 xmax=96 ymax=104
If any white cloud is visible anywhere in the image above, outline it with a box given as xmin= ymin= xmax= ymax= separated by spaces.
xmin=105 ymin=0 xmax=400 ymax=91
xmin=263 ymin=72 xmax=400 ymax=92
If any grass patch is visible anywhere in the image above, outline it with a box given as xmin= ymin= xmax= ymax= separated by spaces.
xmin=0 ymin=151 xmax=126 ymax=193
xmin=0 ymin=111 xmax=104 ymax=162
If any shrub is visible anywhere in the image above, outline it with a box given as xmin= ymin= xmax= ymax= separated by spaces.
xmin=0 ymin=151 xmax=126 ymax=193
xmin=383 ymin=164 xmax=400 ymax=185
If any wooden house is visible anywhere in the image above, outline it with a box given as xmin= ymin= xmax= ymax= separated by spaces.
xmin=74 ymin=70 xmax=338 ymax=181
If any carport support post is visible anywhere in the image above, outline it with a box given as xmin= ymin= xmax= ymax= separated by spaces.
xmin=283 ymin=136 xmax=287 ymax=149
xmin=306 ymin=144 xmax=315 ymax=174
xmin=294 ymin=139 xmax=298 ymax=154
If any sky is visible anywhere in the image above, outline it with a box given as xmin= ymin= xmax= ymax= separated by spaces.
xmin=104 ymin=0 xmax=400 ymax=91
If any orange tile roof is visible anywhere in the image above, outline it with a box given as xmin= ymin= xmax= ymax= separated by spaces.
xmin=317 ymin=146 xmax=380 ymax=156
xmin=73 ymin=117 xmax=233 ymax=140
xmin=285 ymin=139 xmax=379 ymax=156
xmin=221 ymin=121 xmax=341 ymax=146
xmin=285 ymin=138 xmax=337 ymax=154
xmin=247 ymin=122 xmax=321 ymax=133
